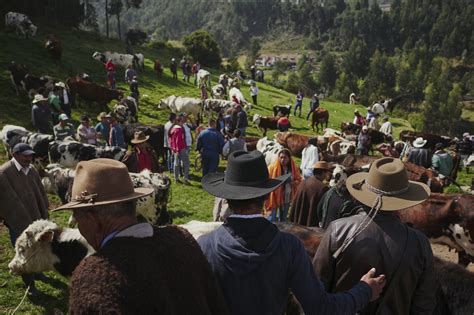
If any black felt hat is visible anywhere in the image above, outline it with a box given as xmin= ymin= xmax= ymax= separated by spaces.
xmin=201 ymin=150 xmax=290 ymax=200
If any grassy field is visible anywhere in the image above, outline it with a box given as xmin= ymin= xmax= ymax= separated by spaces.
xmin=0 ymin=26 xmax=471 ymax=313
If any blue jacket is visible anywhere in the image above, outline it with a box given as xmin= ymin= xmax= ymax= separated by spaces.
xmin=198 ymin=217 xmax=371 ymax=315
xmin=109 ymin=124 xmax=126 ymax=148
xmin=197 ymin=128 xmax=225 ymax=157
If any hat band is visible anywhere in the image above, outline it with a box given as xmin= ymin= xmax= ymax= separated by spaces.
xmin=71 ymin=189 xmax=135 ymax=205
xmin=364 ymin=180 xmax=409 ymax=196
xmin=225 ymin=177 xmax=269 ymax=187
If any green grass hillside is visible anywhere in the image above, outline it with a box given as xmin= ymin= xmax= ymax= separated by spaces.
xmin=0 ymin=26 xmax=423 ymax=313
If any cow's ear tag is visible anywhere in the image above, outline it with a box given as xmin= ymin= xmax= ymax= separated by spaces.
xmin=37 ymin=230 xmax=54 ymax=242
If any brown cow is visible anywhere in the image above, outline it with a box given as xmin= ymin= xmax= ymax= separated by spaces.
xmin=311 ymin=108 xmax=329 ymax=133
xmin=399 ymin=193 xmax=474 ymax=266
xmin=66 ymin=76 xmax=123 ymax=111
xmin=45 ymin=35 xmax=62 ymax=62
xmin=404 ymin=162 xmax=444 ymax=193
xmin=274 ymin=132 xmax=309 ymax=157
xmin=252 ymin=114 xmax=279 ymax=136
xmin=245 ymin=136 xmax=260 ymax=151
xmin=154 ymin=59 xmax=163 ymax=78
xmin=400 ymin=130 xmax=453 ymax=150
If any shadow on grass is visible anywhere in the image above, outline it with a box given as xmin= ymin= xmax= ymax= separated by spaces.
xmin=28 ymin=288 xmax=68 ymax=313
xmin=169 ymin=209 xmax=193 ymax=219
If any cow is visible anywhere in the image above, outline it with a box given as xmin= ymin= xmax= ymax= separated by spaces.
xmin=203 ymin=99 xmax=234 ymax=119
xmin=1 ymin=125 xmax=53 ymax=167
xmin=65 ymin=76 xmax=123 ymax=110
xmin=311 ymin=108 xmax=329 ymax=133
xmin=329 ymin=139 xmax=356 ymax=156
xmin=154 ymin=59 xmax=163 ymax=77
xmin=8 ymin=219 xmax=94 ymax=277
xmin=404 ymin=162 xmax=444 ymax=193
xmin=229 ymin=87 xmax=247 ymax=106
xmin=122 ymin=123 xmax=165 ymax=164
xmin=48 ymin=140 xmax=126 ymax=168
xmin=7 ymin=61 xmax=29 ymax=95
xmin=92 ymin=51 xmax=144 ymax=69
xmin=399 ymin=194 xmax=474 ymax=266
xmin=118 ymin=96 xmax=138 ymax=122
xmin=400 ymin=130 xmax=453 ymax=150
xmin=211 ymin=84 xmax=226 ymax=99
xmin=45 ymin=35 xmax=62 ymax=62
xmin=197 ymin=69 xmax=211 ymax=88
xmin=256 ymin=137 xmax=284 ymax=165
xmin=22 ymin=74 xmax=56 ymax=98
xmin=274 ymin=132 xmax=309 ymax=157
xmin=244 ymin=136 xmax=260 ymax=152
xmin=5 ymin=12 xmax=37 ymax=38
xmin=42 ymin=166 xmax=172 ymax=226
xmin=157 ymin=95 xmax=203 ymax=126
xmin=273 ymin=105 xmax=292 ymax=117
xmin=125 ymin=29 xmax=148 ymax=45
xmin=253 ymin=114 xmax=279 ymax=136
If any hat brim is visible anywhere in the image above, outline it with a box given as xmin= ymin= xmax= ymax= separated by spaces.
xmin=346 ymin=172 xmax=430 ymax=211
xmin=413 ymin=141 xmax=427 ymax=148
xmin=202 ymin=172 xmax=291 ymax=200
xmin=52 ymin=187 xmax=154 ymax=211
xmin=20 ymin=150 xmax=36 ymax=156
xmin=131 ymin=135 xmax=150 ymax=144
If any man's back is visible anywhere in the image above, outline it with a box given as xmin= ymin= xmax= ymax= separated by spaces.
xmin=198 ymin=128 xmax=224 ymax=155
xmin=70 ymin=224 xmax=227 ymax=314
xmin=408 ymin=147 xmax=431 ymax=168
xmin=314 ymin=212 xmax=435 ymax=314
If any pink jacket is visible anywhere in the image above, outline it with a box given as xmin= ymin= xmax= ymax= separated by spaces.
xmin=169 ymin=125 xmax=186 ymax=152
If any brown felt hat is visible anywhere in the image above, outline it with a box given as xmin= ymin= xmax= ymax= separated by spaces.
xmin=346 ymin=157 xmax=430 ymax=211
xmin=313 ymin=161 xmax=334 ymax=171
xmin=131 ymin=131 xmax=149 ymax=144
xmin=54 ymin=159 xmax=153 ymax=211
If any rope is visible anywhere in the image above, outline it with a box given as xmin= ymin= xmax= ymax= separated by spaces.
xmin=8 ymin=285 xmax=29 ymax=315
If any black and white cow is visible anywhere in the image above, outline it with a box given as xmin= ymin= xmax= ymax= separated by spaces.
xmin=7 ymin=61 xmax=29 ymax=95
xmin=203 ymin=99 xmax=234 ymax=118
xmin=42 ymin=165 xmax=172 ymax=225
xmin=92 ymin=51 xmax=144 ymax=69
xmin=256 ymin=137 xmax=285 ymax=165
xmin=1 ymin=124 xmax=53 ymax=167
xmin=48 ymin=140 xmax=126 ymax=168
xmin=5 ymin=12 xmax=37 ymax=38
xmin=273 ymin=104 xmax=292 ymax=117
xmin=8 ymin=220 xmax=94 ymax=277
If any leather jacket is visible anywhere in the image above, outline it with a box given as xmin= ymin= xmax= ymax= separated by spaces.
xmin=313 ymin=212 xmax=435 ymax=314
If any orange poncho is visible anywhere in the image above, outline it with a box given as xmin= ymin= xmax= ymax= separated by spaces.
xmin=264 ymin=158 xmax=302 ymax=215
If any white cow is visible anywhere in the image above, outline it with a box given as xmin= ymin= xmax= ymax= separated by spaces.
xmin=5 ymin=12 xmax=37 ymax=38
xmin=256 ymin=137 xmax=284 ymax=165
xmin=371 ymin=100 xmax=391 ymax=115
xmin=229 ymin=87 xmax=246 ymax=105
xmin=92 ymin=51 xmax=144 ymax=69
xmin=329 ymin=139 xmax=356 ymax=156
xmin=197 ymin=69 xmax=211 ymax=87
xmin=178 ymin=221 xmax=223 ymax=239
xmin=211 ymin=84 xmax=226 ymax=99
xmin=158 ymin=95 xmax=203 ymax=125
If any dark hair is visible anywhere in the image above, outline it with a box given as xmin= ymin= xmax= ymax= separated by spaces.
xmin=233 ymin=129 xmax=241 ymax=138
xmin=278 ymin=149 xmax=292 ymax=167
xmin=168 ymin=113 xmax=177 ymax=121
xmin=313 ymin=168 xmax=325 ymax=176
xmin=227 ymin=195 xmax=267 ymax=212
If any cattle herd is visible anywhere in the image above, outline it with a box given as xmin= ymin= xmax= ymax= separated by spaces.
xmin=2 ymin=10 xmax=474 ymax=313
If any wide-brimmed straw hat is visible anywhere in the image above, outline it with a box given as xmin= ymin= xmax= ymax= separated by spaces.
xmin=55 ymin=82 xmax=66 ymax=88
xmin=313 ymin=161 xmax=334 ymax=171
xmin=412 ymin=137 xmax=427 ymax=148
xmin=54 ymin=159 xmax=153 ymax=211
xmin=97 ymin=112 xmax=108 ymax=120
xmin=346 ymin=157 xmax=430 ymax=211
xmin=201 ymin=150 xmax=290 ymax=200
xmin=32 ymin=94 xmax=48 ymax=103
xmin=131 ymin=131 xmax=149 ymax=144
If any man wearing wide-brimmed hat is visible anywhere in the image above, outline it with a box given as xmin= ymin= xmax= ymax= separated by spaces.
xmin=121 ymin=131 xmax=160 ymax=173
xmin=31 ymin=94 xmax=52 ymax=133
xmin=198 ymin=150 xmax=385 ymax=315
xmin=94 ymin=112 xmax=110 ymax=144
xmin=290 ymin=161 xmax=334 ymax=227
xmin=0 ymin=143 xmax=49 ymax=296
xmin=408 ymin=137 xmax=431 ymax=168
xmin=314 ymin=157 xmax=435 ymax=314
xmin=55 ymin=159 xmax=227 ymax=314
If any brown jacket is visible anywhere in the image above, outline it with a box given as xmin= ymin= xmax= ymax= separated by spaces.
xmin=121 ymin=145 xmax=161 ymax=173
xmin=313 ymin=212 xmax=435 ymax=314
xmin=289 ymin=176 xmax=328 ymax=227
xmin=0 ymin=160 xmax=49 ymax=233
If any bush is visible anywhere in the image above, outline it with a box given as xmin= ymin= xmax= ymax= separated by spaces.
xmin=183 ymin=30 xmax=222 ymax=67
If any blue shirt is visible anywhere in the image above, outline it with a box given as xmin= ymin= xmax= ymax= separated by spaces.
xmin=95 ymin=122 xmax=110 ymax=143
xmin=197 ymin=128 xmax=225 ymax=157
xmin=110 ymin=124 xmax=126 ymax=148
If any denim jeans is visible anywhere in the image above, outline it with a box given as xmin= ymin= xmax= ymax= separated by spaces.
xmin=202 ymin=153 xmax=219 ymax=176
xmin=267 ymin=203 xmax=290 ymax=222
xmin=173 ymin=148 xmax=189 ymax=181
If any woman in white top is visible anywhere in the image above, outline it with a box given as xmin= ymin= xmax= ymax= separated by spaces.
xmin=250 ymin=82 xmax=259 ymax=105
xmin=76 ymin=115 xmax=98 ymax=145
xmin=300 ymin=137 xmax=319 ymax=178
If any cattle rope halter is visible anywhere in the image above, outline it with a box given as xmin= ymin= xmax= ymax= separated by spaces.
xmin=333 ymin=179 xmax=409 ymax=259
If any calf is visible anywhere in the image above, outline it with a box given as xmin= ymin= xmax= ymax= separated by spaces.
xmin=256 ymin=137 xmax=284 ymax=165
xmin=274 ymin=132 xmax=309 ymax=157
xmin=253 ymin=114 xmax=279 ymax=136
xmin=8 ymin=220 xmax=94 ymax=277
xmin=5 ymin=12 xmax=37 ymax=38
xmin=273 ymin=105 xmax=292 ymax=117
xmin=398 ymin=193 xmax=474 ymax=265
xmin=7 ymin=61 xmax=29 ymax=95
xmin=45 ymin=34 xmax=62 ymax=62
xmin=311 ymin=108 xmax=329 ymax=133
xmin=66 ymin=76 xmax=123 ymax=110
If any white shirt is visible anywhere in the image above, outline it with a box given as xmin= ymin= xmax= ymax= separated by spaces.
xmin=164 ymin=121 xmax=173 ymax=148
xmin=300 ymin=145 xmax=319 ymax=177
xmin=63 ymin=89 xmax=69 ymax=105
xmin=379 ymin=121 xmax=393 ymax=136
xmin=183 ymin=123 xmax=192 ymax=147
xmin=12 ymin=157 xmax=31 ymax=175
xmin=250 ymin=86 xmax=259 ymax=96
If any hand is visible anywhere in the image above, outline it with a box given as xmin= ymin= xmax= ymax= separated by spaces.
xmin=360 ymin=268 xmax=386 ymax=301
